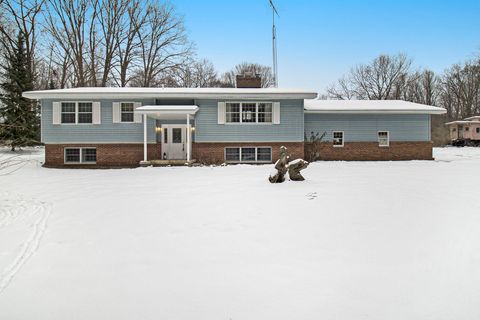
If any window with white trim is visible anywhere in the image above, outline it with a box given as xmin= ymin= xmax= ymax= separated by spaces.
xmin=61 ymin=102 xmax=76 ymax=123
xmin=120 ymin=102 xmax=134 ymax=122
xmin=225 ymin=147 xmax=272 ymax=163
xmin=333 ymin=131 xmax=344 ymax=147
xmin=378 ymin=131 xmax=389 ymax=147
xmin=78 ymin=103 xmax=93 ymax=123
xmin=61 ymin=102 xmax=93 ymax=124
xmin=64 ymin=148 xmax=97 ymax=164
xmin=225 ymin=102 xmax=273 ymax=124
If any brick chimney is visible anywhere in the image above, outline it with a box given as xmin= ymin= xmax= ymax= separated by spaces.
xmin=236 ymin=72 xmax=262 ymax=88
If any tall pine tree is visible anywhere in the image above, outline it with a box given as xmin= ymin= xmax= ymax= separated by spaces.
xmin=0 ymin=32 xmax=38 ymax=151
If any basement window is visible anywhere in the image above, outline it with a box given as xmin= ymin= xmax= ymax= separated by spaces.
xmin=64 ymin=148 xmax=97 ymax=164
xmin=225 ymin=147 xmax=272 ymax=163
xmin=378 ymin=131 xmax=390 ymax=147
xmin=333 ymin=131 xmax=344 ymax=147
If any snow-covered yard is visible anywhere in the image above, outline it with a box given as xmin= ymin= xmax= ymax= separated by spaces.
xmin=0 ymin=147 xmax=479 ymax=320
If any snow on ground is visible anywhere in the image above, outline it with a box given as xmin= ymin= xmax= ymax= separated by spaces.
xmin=0 ymin=147 xmax=479 ymax=320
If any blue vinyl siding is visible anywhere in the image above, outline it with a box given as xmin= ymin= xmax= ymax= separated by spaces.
xmin=41 ymin=99 xmax=157 ymax=143
xmin=193 ymin=99 xmax=304 ymax=142
xmin=304 ymin=113 xmax=431 ymax=142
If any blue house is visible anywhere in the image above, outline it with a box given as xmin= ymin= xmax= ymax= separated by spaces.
xmin=23 ymin=75 xmax=446 ymax=167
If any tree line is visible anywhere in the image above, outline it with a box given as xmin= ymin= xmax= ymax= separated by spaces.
xmin=0 ymin=0 xmax=274 ymax=89
xmin=0 ymin=0 xmax=273 ymax=150
xmin=327 ymin=53 xmax=480 ymax=121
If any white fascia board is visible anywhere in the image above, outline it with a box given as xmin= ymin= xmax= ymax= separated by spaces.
xmin=22 ymin=90 xmax=317 ymax=100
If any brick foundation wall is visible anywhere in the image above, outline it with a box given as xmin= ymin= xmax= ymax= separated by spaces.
xmin=192 ymin=142 xmax=305 ymax=164
xmin=305 ymin=141 xmax=433 ymax=161
xmin=45 ymin=144 xmax=162 ymax=167
xmin=44 ymin=141 xmax=431 ymax=167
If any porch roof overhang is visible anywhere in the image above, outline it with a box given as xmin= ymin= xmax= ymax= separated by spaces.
xmin=135 ymin=105 xmax=199 ymax=120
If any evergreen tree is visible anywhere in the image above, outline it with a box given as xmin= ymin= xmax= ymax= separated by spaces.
xmin=0 ymin=32 xmax=38 ymax=151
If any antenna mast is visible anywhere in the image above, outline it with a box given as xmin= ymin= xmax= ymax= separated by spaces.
xmin=269 ymin=0 xmax=279 ymax=87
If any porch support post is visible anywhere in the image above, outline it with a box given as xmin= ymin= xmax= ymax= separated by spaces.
xmin=143 ymin=113 xmax=147 ymax=162
xmin=186 ymin=113 xmax=190 ymax=161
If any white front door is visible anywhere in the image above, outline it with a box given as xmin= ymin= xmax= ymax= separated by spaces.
xmin=163 ymin=125 xmax=188 ymax=160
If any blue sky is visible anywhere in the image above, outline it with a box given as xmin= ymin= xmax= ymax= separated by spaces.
xmin=172 ymin=0 xmax=480 ymax=93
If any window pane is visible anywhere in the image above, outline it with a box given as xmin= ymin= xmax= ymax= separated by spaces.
xmin=226 ymin=112 xmax=240 ymax=123
xmin=172 ymin=128 xmax=182 ymax=143
xmin=258 ymin=112 xmax=272 ymax=123
xmin=78 ymin=113 xmax=92 ymax=123
xmin=121 ymin=113 xmax=134 ymax=122
xmin=65 ymin=148 xmax=80 ymax=163
xmin=226 ymin=103 xmax=240 ymax=123
xmin=241 ymin=147 xmax=256 ymax=161
xmin=82 ymin=148 xmax=96 ymax=162
xmin=61 ymin=113 xmax=76 ymax=124
xmin=242 ymin=103 xmax=256 ymax=123
xmin=258 ymin=103 xmax=272 ymax=113
xmin=163 ymin=128 xmax=168 ymax=143
xmin=61 ymin=103 xmax=75 ymax=113
xmin=225 ymin=148 xmax=240 ymax=161
xmin=78 ymin=103 xmax=92 ymax=112
xmin=121 ymin=103 xmax=134 ymax=112
xmin=257 ymin=147 xmax=271 ymax=161
xmin=258 ymin=103 xmax=272 ymax=123
xmin=226 ymin=103 xmax=240 ymax=113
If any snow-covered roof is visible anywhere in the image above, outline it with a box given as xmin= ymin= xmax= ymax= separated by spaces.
xmin=304 ymin=99 xmax=446 ymax=115
xmin=22 ymin=87 xmax=317 ymax=100
xmin=135 ymin=105 xmax=199 ymax=120
xmin=444 ymin=120 xmax=480 ymax=125
xmin=135 ymin=105 xmax=198 ymax=114
xmin=464 ymin=116 xmax=480 ymax=121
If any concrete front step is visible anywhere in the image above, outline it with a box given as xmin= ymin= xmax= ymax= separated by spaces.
xmin=140 ymin=160 xmax=197 ymax=167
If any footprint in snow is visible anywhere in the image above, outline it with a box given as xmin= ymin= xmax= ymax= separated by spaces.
xmin=306 ymin=192 xmax=318 ymax=200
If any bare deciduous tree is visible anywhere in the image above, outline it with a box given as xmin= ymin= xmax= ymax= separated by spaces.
xmin=327 ymin=54 xmax=412 ymax=100
xmin=131 ymin=2 xmax=192 ymax=87
xmin=438 ymin=60 xmax=480 ymax=120
xmin=45 ymin=0 xmax=93 ymax=87
xmin=113 ymin=0 xmax=148 ymax=87
xmin=221 ymin=62 xmax=275 ymax=88
xmin=168 ymin=58 xmax=219 ymax=87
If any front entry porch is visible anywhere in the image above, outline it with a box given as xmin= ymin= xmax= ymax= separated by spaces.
xmin=135 ymin=105 xmax=199 ymax=166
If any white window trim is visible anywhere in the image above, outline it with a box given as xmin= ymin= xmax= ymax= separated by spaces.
xmin=332 ymin=131 xmax=344 ymax=147
xmin=224 ymin=146 xmax=272 ymax=163
xmin=225 ymin=101 xmax=273 ymax=125
xmin=120 ymin=101 xmax=135 ymax=123
xmin=64 ymin=147 xmax=97 ymax=164
xmin=378 ymin=131 xmax=390 ymax=147
xmin=60 ymin=101 xmax=94 ymax=125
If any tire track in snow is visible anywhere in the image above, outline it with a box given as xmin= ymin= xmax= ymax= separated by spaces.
xmin=0 ymin=196 xmax=51 ymax=295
